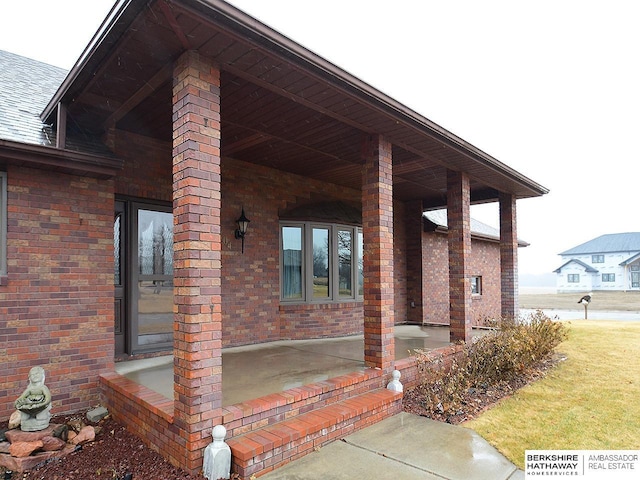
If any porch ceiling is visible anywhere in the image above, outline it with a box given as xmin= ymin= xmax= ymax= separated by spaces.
xmin=42 ymin=0 xmax=548 ymax=208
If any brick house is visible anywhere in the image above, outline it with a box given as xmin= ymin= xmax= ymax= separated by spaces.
xmin=417 ymin=209 xmax=530 ymax=326
xmin=0 ymin=0 xmax=547 ymax=476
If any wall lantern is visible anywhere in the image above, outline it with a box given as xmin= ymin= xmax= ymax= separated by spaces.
xmin=235 ymin=207 xmax=250 ymax=253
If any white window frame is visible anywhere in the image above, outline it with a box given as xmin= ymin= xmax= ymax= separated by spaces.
xmin=0 ymin=172 xmax=6 ymax=278
xmin=602 ymin=273 xmax=615 ymax=282
xmin=280 ymin=222 xmax=363 ymax=303
xmin=567 ymin=274 xmax=580 ymax=283
xmin=592 ymin=254 xmax=605 ymax=263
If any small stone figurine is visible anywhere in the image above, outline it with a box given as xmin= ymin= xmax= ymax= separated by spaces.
xmin=203 ymin=425 xmax=231 ymax=480
xmin=386 ymin=370 xmax=403 ymax=393
xmin=14 ymin=366 xmax=52 ymax=432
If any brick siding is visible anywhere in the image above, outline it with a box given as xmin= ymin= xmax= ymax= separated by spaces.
xmin=0 ymin=166 xmax=114 ymax=420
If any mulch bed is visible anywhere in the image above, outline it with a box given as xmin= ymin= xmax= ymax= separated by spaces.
xmin=1 ymin=355 xmax=561 ymax=479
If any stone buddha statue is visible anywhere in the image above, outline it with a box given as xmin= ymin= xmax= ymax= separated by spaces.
xmin=14 ymin=366 xmax=52 ymax=431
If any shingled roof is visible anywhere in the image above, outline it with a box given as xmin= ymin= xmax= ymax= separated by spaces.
xmin=422 ymin=209 xmax=529 ymax=246
xmin=560 ymin=233 xmax=640 ymax=255
xmin=0 ymin=50 xmax=67 ymax=146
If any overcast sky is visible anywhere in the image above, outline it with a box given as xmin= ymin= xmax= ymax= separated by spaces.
xmin=1 ymin=1 xmax=638 ymax=278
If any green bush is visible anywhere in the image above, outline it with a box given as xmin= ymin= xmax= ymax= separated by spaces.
xmin=413 ymin=310 xmax=568 ymax=416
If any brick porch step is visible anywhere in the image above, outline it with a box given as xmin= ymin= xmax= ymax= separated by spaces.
xmin=227 ymin=388 xmax=403 ymax=479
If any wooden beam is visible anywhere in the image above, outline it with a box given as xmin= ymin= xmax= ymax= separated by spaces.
xmin=158 ymin=0 xmax=192 ymax=50
xmin=104 ymin=63 xmax=173 ymax=129
xmin=56 ymin=103 xmax=67 ymax=149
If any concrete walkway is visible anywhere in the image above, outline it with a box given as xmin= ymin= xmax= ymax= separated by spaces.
xmin=261 ymin=413 xmax=524 ymax=480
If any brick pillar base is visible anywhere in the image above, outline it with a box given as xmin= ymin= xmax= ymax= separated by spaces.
xmin=447 ymin=170 xmax=472 ymax=343
xmin=362 ymin=134 xmax=395 ymax=372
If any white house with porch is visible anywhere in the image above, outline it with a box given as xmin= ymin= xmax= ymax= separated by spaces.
xmin=554 ymin=232 xmax=640 ymax=292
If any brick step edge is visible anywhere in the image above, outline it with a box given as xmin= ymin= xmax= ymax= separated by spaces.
xmin=227 ymin=388 xmax=403 ymax=478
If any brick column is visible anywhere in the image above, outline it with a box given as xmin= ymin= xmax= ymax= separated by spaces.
xmin=172 ymin=51 xmax=222 ymax=471
xmin=500 ymin=192 xmax=519 ymax=318
xmin=405 ymin=200 xmax=424 ymax=324
xmin=447 ymin=169 xmax=472 ymax=343
xmin=362 ymin=134 xmax=395 ymax=372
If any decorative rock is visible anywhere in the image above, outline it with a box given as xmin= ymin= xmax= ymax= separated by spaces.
xmin=203 ymin=425 xmax=231 ymax=480
xmin=67 ymin=418 xmax=85 ymax=433
xmin=9 ymin=440 xmax=43 ymax=458
xmin=41 ymin=435 xmax=66 ymax=452
xmin=0 ymin=441 xmax=10 ymax=454
xmin=67 ymin=431 xmax=77 ymax=442
xmin=8 ymin=410 xmax=21 ymax=430
xmin=52 ymin=424 xmax=69 ymax=441
xmin=386 ymin=370 xmax=403 ymax=393
xmin=70 ymin=426 xmax=95 ymax=445
xmin=86 ymin=406 xmax=108 ymax=423
xmin=5 ymin=424 xmax=60 ymax=444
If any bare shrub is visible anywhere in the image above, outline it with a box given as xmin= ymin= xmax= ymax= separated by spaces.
xmin=412 ymin=310 xmax=568 ymax=416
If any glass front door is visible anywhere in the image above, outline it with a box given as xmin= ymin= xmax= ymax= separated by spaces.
xmin=115 ymin=200 xmax=173 ymax=355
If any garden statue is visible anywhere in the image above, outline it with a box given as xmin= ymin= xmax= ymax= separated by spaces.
xmin=14 ymin=366 xmax=52 ymax=432
xmin=203 ymin=425 xmax=231 ymax=480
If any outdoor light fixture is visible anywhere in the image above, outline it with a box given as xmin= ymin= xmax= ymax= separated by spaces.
xmin=235 ymin=207 xmax=250 ymax=253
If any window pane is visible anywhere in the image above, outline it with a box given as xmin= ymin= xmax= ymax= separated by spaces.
xmin=338 ymin=229 xmax=352 ymax=297
xmin=357 ymin=230 xmax=364 ymax=296
xmin=114 ymin=213 xmax=121 ymax=285
xmin=282 ymin=226 xmax=303 ymax=299
xmin=313 ymin=228 xmax=330 ymax=298
xmin=138 ymin=210 xmax=173 ymax=276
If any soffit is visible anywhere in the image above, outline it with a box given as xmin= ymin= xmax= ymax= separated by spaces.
xmin=48 ymin=0 xmax=547 ymax=207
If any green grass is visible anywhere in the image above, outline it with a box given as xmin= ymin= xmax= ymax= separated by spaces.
xmin=463 ymin=320 xmax=640 ymax=469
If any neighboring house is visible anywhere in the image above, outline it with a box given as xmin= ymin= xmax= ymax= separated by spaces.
xmin=554 ymin=233 xmax=640 ymax=292
xmin=0 ymin=0 xmax=547 ymax=476
xmin=419 ymin=209 xmax=529 ymax=326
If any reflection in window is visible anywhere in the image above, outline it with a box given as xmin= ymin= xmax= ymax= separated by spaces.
xmin=282 ymin=226 xmax=303 ymax=299
xmin=471 ymin=276 xmax=482 ymax=295
xmin=138 ymin=210 xmax=173 ymax=276
xmin=313 ymin=228 xmax=330 ymax=299
xmin=114 ymin=214 xmax=121 ymax=285
xmin=338 ymin=229 xmax=352 ymax=297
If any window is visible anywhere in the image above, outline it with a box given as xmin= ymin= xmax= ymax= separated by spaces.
xmin=592 ymin=254 xmax=604 ymax=263
xmin=471 ymin=276 xmax=482 ymax=295
xmin=281 ymin=222 xmax=362 ymax=302
xmin=567 ymin=274 xmax=580 ymax=283
xmin=0 ymin=172 xmax=6 ymax=279
xmin=631 ymin=264 xmax=640 ymax=272
xmin=602 ymin=273 xmax=615 ymax=282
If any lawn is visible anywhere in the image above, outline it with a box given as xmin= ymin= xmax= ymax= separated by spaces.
xmin=463 ymin=320 xmax=640 ymax=469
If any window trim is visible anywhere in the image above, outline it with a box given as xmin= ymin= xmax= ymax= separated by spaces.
xmin=280 ymin=221 xmax=363 ymax=304
xmin=0 ymin=172 xmax=6 ymax=279
xmin=602 ymin=273 xmax=615 ymax=282
xmin=592 ymin=254 xmax=605 ymax=263
xmin=567 ymin=274 xmax=580 ymax=283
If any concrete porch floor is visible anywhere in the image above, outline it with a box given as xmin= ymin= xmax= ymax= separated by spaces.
xmin=115 ymin=325 xmax=481 ymax=406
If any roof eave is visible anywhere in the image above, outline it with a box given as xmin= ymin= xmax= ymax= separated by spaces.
xmin=0 ymin=139 xmax=124 ymax=178
xmin=40 ymin=0 xmax=548 ymax=198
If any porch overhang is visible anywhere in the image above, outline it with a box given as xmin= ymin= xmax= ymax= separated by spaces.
xmin=41 ymin=0 xmax=548 ymax=207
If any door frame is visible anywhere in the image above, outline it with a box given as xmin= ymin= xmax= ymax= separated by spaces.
xmin=115 ymin=197 xmax=173 ymax=356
